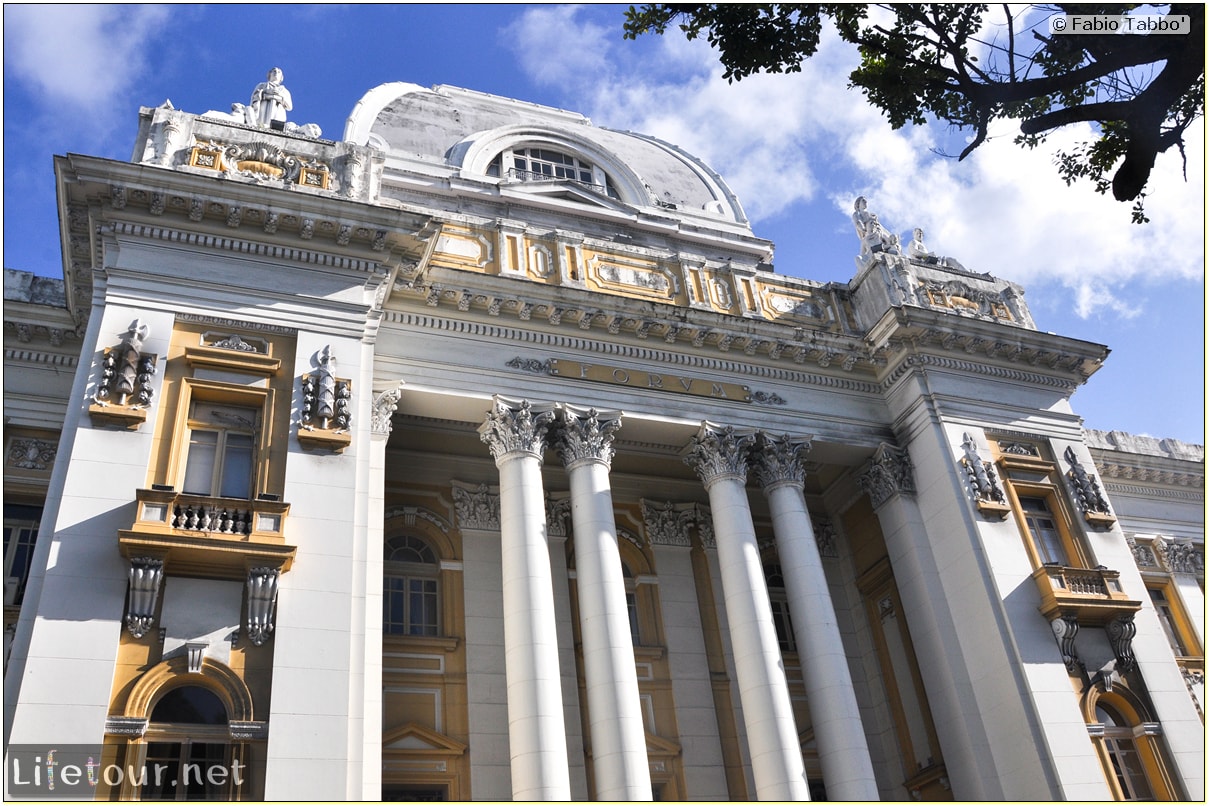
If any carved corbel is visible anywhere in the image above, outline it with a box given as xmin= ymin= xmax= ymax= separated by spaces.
xmin=1106 ymin=613 xmax=1137 ymax=673
xmin=298 ymin=345 xmax=352 ymax=451
xmin=1050 ymin=614 xmax=1080 ymax=670
xmin=125 ymin=557 xmax=165 ymax=638
xmin=90 ymin=320 xmax=158 ymax=429
xmin=245 ymin=566 xmax=280 ymax=647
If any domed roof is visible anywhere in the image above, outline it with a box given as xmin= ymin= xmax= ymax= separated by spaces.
xmin=343 ymin=82 xmax=749 ymax=226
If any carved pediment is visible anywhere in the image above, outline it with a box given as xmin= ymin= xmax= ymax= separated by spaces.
xmin=383 ymin=722 xmax=467 ymax=756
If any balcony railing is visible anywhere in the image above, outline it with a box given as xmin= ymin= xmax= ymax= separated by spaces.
xmin=119 ymin=487 xmax=295 ymax=577
xmin=504 ymin=167 xmax=608 ymax=195
xmin=1032 ymin=564 xmax=1141 ymax=625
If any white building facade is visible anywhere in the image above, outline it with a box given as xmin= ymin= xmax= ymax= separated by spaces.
xmin=3 ymin=76 xmax=1204 ymax=801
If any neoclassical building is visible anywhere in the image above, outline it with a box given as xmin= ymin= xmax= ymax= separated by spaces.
xmin=3 ymin=74 xmax=1204 ymax=801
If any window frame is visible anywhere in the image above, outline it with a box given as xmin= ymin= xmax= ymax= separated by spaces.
xmin=1085 ymin=692 xmax=1181 ymax=801
xmin=166 ymin=379 xmax=273 ymax=501
xmin=383 ymin=535 xmax=441 ymax=637
xmin=997 ymin=450 xmax=1092 ymax=570
xmin=1145 ymin=578 xmax=1202 ymax=659
xmin=3 ymin=506 xmax=41 ymax=607
xmin=488 ymin=144 xmax=619 ymax=198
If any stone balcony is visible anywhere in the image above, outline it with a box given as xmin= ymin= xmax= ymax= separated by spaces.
xmin=1031 ymin=564 xmax=1142 ymax=626
xmin=118 ymin=487 xmax=296 ymax=578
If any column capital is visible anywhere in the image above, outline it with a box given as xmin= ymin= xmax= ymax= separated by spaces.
xmin=451 ymin=480 xmax=500 ymax=531
xmin=858 ymin=443 xmax=916 ymax=507
xmin=752 ymin=433 xmax=813 ymax=492
xmin=371 ymin=385 xmax=403 ymax=437
xmin=683 ymin=422 xmax=757 ymax=488
xmin=478 ymin=396 xmax=556 ymax=462
xmin=555 ymin=405 xmax=622 ymax=470
xmin=640 ymin=499 xmax=694 ymax=547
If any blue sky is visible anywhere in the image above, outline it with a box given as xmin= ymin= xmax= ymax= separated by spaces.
xmin=3 ymin=4 xmax=1204 ymax=444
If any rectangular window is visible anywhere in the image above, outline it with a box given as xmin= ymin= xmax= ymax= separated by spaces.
xmin=3 ymin=505 xmax=41 ymax=607
xmin=384 ymin=576 xmax=439 ymax=636
xmin=996 ymin=445 xmax=1090 ymax=569
xmin=181 ymin=403 xmax=258 ymax=499
xmin=1148 ymin=583 xmax=1198 ymax=657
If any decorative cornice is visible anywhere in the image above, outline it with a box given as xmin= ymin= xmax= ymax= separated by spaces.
xmin=1103 ymin=481 xmax=1204 ymax=502
xmin=388 ymin=279 xmax=883 ymax=373
xmin=3 ymin=346 xmax=78 ymax=368
xmin=882 ymin=351 xmax=1083 ymax=394
xmin=107 ymin=221 xmax=388 ymax=274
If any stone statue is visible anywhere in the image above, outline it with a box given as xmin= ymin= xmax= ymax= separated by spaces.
xmin=907 ymin=227 xmax=968 ymax=271
xmin=852 ymin=196 xmax=900 ymax=258
xmin=249 ymin=67 xmax=292 ymax=129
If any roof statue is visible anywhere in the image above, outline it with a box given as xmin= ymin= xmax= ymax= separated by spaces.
xmin=222 ymin=68 xmax=322 ymax=138
xmin=852 ymin=196 xmax=900 ymax=259
xmin=251 ymin=67 xmax=292 ymax=128
xmin=907 ymin=227 xmax=967 ymax=272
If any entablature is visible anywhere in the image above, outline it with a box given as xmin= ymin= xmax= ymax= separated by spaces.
xmin=868 ymin=306 xmax=1108 ymax=395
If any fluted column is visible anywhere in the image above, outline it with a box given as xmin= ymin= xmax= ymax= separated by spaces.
xmin=556 ymin=405 xmax=652 ymax=800
xmin=478 ymin=397 xmax=570 ymax=800
xmin=683 ymin=423 xmax=810 ymax=801
xmin=753 ymin=435 xmax=880 ymax=800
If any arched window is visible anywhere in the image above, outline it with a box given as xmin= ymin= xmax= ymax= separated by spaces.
xmin=384 ymin=536 xmax=440 ymax=636
xmin=142 ymin=685 xmax=234 ymax=801
xmin=487 ymin=146 xmax=619 ymax=198
xmin=765 ymin=561 xmax=796 ymax=652
xmin=1087 ymin=693 xmax=1179 ymax=801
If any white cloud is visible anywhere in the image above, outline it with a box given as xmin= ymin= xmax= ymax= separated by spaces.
xmin=506 ymin=6 xmax=1204 ymax=320
xmin=4 ymin=5 xmax=171 ymax=115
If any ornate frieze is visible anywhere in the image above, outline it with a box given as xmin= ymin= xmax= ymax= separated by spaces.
xmin=959 ymin=433 xmax=1009 ymax=517
xmin=554 ymin=405 xmax=621 ymax=469
xmin=204 ymin=331 xmax=267 ymax=353
xmin=299 ymin=346 xmax=352 ymax=451
xmin=1158 ymin=539 xmax=1204 ymax=575
xmin=245 ymin=567 xmax=280 ymax=647
xmin=1126 ymin=536 xmax=1160 ymax=569
xmin=751 ymin=434 xmax=812 ymax=491
xmin=125 ymin=557 xmax=164 ymax=639
xmin=683 ymin=423 xmax=756 ymax=488
xmin=7 ymin=439 xmax=57 ymax=471
xmin=859 ymin=444 xmax=916 ymax=508
xmin=451 ymin=481 xmax=501 ymax=531
xmin=478 ymin=397 xmax=556 ymax=462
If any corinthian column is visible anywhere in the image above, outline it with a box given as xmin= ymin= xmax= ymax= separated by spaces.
xmin=478 ymin=397 xmax=570 ymax=800
xmin=683 ymin=423 xmax=810 ymax=801
xmin=753 ymin=435 xmax=879 ymax=800
xmin=555 ymin=405 xmax=652 ymax=800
